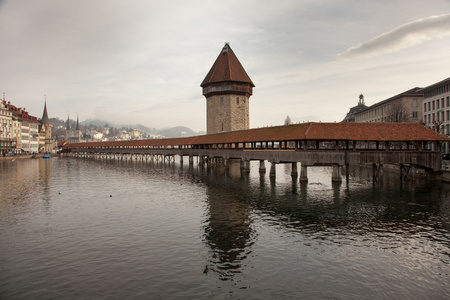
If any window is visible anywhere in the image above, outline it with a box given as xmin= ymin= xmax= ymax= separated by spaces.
xmin=424 ymin=103 xmax=427 ymax=112
xmin=447 ymin=110 xmax=450 ymax=121
xmin=437 ymin=100 xmax=440 ymax=109
xmin=412 ymin=98 xmax=418 ymax=108
xmin=424 ymin=115 xmax=427 ymax=123
xmin=433 ymin=101 xmax=435 ymax=110
xmin=428 ymin=102 xmax=431 ymax=111
xmin=447 ymin=97 xmax=450 ymax=107
xmin=412 ymin=111 xmax=418 ymax=120
xmin=236 ymin=97 xmax=239 ymax=105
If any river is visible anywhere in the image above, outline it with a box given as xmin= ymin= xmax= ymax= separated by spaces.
xmin=0 ymin=157 xmax=449 ymax=299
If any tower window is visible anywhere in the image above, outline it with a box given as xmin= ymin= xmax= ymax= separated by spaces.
xmin=236 ymin=97 xmax=239 ymax=105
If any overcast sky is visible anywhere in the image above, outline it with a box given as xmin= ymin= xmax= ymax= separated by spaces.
xmin=1 ymin=0 xmax=450 ymax=131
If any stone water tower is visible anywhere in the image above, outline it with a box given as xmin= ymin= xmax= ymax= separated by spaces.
xmin=201 ymin=43 xmax=254 ymax=134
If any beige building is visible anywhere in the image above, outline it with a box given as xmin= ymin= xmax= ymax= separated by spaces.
xmin=354 ymin=88 xmax=423 ymax=123
xmin=201 ymin=43 xmax=254 ymax=134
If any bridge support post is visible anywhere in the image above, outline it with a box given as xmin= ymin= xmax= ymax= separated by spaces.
xmin=245 ymin=160 xmax=250 ymax=173
xmin=373 ymin=163 xmax=383 ymax=183
xmin=269 ymin=162 xmax=276 ymax=177
xmin=224 ymin=158 xmax=229 ymax=170
xmin=259 ymin=160 xmax=266 ymax=174
xmin=400 ymin=164 xmax=412 ymax=181
xmin=179 ymin=155 xmax=183 ymax=165
xmin=189 ymin=155 xmax=194 ymax=165
xmin=291 ymin=162 xmax=298 ymax=177
xmin=332 ymin=164 xmax=342 ymax=182
xmin=300 ymin=165 xmax=308 ymax=182
xmin=241 ymin=159 xmax=250 ymax=173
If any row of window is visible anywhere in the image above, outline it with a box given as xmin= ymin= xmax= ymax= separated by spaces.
xmin=424 ymin=96 xmax=450 ymax=112
xmin=424 ymin=110 xmax=450 ymax=124
xmin=424 ymin=83 xmax=450 ymax=98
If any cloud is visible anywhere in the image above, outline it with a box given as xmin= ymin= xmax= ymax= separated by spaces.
xmin=337 ymin=13 xmax=450 ymax=59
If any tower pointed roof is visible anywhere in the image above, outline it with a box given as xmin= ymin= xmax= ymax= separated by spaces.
xmin=201 ymin=43 xmax=254 ymax=87
xmin=41 ymin=100 xmax=50 ymax=124
xmin=66 ymin=113 xmax=71 ymax=130
xmin=76 ymin=114 xmax=80 ymax=131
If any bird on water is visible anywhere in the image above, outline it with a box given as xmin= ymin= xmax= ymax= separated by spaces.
xmin=203 ymin=265 xmax=209 ymax=274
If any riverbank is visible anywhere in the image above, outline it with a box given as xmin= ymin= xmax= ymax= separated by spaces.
xmin=0 ymin=153 xmax=57 ymax=160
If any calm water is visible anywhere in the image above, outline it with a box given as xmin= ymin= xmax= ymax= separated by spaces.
xmin=0 ymin=157 xmax=449 ymax=299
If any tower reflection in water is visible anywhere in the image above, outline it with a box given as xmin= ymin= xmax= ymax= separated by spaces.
xmin=201 ymin=159 xmax=255 ymax=281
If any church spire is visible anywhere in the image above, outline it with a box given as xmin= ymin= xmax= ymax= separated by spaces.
xmin=41 ymin=95 xmax=50 ymax=124
xmin=66 ymin=113 xmax=71 ymax=130
xmin=76 ymin=114 xmax=80 ymax=131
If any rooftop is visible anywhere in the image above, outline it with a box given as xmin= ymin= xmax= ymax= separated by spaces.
xmin=200 ymin=43 xmax=254 ymax=87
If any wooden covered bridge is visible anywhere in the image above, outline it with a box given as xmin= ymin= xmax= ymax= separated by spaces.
xmin=63 ymin=122 xmax=448 ymax=182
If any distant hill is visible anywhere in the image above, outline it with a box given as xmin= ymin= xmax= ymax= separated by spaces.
xmin=158 ymin=126 xmax=201 ymax=138
xmin=77 ymin=119 xmax=204 ymax=138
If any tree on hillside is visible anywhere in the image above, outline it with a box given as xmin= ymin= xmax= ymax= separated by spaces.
xmin=284 ymin=115 xmax=292 ymax=125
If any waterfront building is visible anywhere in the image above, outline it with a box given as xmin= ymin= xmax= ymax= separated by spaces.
xmin=201 ymin=43 xmax=254 ymax=134
xmin=7 ymin=103 xmax=40 ymax=153
xmin=0 ymin=97 xmax=16 ymax=155
xmin=342 ymin=94 xmax=368 ymax=122
xmin=421 ymin=76 xmax=450 ymax=152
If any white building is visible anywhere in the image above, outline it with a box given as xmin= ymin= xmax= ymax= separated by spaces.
xmin=422 ymin=76 xmax=450 ymax=152
xmin=1 ymin=99 xmax=15 ymax=155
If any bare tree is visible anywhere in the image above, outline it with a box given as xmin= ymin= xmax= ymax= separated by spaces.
xmin=388 ymin=100 xmax=410 ymax=122
xmin=432 ymin=120 xmax=449 ymax=137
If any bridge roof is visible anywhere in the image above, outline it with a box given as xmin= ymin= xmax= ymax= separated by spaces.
xmin=65 ymin=122 xmax=448 ymax=149
xmin=190 ymin=122 xmax=448 ymax=144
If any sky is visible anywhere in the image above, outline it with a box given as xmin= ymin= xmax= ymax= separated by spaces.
xmin=1 ymin=0 xmax=450 ymax=132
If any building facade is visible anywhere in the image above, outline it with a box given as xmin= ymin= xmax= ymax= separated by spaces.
xmin=354 ymin=88 xmax=423 ymax=123
xmin=6 ymin=104 xmax=40 ymax=154
xmin=201 ymin=43 xmax=254 ymax=134
xmin=421 ymin=76 xmax=450 ymax=152
xmin=1 ymin=98 xmax=16 ymax=155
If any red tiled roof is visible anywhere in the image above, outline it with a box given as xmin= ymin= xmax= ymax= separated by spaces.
xmin=189 ymin=122 xmax=448 ymax=144
xmin=200 ymin=43 xmax=254 ymax=87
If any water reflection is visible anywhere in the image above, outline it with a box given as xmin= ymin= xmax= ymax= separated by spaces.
xmin=2 ymin=157 xmax=449 ymax=298
xmin=201 ymin=160 xmax=255 ymax=280
xmin=193 ymin=160 xmax=450 ymax=279
xmin=0 ymin=158 xmax=52 ymax=220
